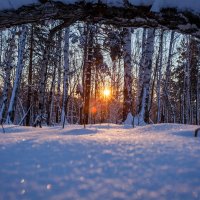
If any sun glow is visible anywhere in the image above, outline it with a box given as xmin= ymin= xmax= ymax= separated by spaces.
xmin=103 ymin=88 xmax=110 ymax=97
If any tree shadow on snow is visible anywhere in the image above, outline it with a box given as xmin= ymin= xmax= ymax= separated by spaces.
xmin=62 ymin=128 xmax=98 ymax=136
xmin=170 ymin=130 xmax=195 ymax=138
xmin=0 ymin=125 xmax=40 ymax=134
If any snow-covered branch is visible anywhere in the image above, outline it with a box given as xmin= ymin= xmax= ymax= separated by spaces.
xmin=0 ymin=1 xmax=200 ymax=38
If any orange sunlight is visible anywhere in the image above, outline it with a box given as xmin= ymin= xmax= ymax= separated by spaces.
xmin=103 ymin=88 xmax=111 ymax=98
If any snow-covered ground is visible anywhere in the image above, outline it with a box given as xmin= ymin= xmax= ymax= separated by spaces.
xmin=0 ymin=123 xmax=200 ymax=200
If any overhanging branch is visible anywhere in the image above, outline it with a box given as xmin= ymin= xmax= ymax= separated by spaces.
xmin=0 ymin=2 xmax=200 ymax=38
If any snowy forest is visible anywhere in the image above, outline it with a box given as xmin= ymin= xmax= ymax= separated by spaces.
xmin=0 ymin=23 xmax=199 ymax=127
xmin=1 ymin=1 xmax=200 ymax=200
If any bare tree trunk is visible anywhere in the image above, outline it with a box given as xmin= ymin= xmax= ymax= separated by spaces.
xmin=163 ymin=31 xmax=175 ymax=122
xmin=197 ymin=66 xmax=200 ymax=125
xmin=0 ymin=31 xmax=2 ymax=66
xmin=61 ymin=28 xmax=69 ymax=128
xmin=156 ymin=30 xmax=164 ymax=123
xmin=36 ymin=36 xmax=51 ymax=127
xmin=138 ymin=28 xmax=155 ymax=123
xmin=0 ymin=29 xmax=16 ymax=123
xmin=122 ymin=28 xmax=133 ymax=121
xmin=26 ymin=25 xmax=34 ymax=126
xmin=56 ymin=31 xmax=62 ymax=124
xmin=83 ymin=25 xmax=93 ymax=125
xmin=80 ymin=26 xmax=88 ymax=125
xmin=149 ymin=44 xmax=159 ymax=117
xmin=6 ymin=26 xmax=27 ymax=124
xmin=185 ymin=36 xmax=191 ymax=124
xmin=141 ymin=31 xmax=154 ymax=122
xmin=182 ymin=94 xmax=185 ymax=124
xmin=137 ymin=28 xmax=146 ymax=113
xmin=47 ymin=64 xmax=57 ymax=126
xmin=111 ymin=59 xmax=117 ymax=97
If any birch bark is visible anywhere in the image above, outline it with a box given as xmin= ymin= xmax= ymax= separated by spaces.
xmin=6 ymin=26 xmax=27 ymax=124
xmin=0 ymin=29 xmax=16 ymax=122
xmin=138 ymin=28 xmax=155 ymax=123
xmin=123 ymin=28 xmax=133 ymax=121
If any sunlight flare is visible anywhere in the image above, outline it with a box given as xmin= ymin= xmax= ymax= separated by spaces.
xmin=103 ymin=88 xmax=111 ymax=98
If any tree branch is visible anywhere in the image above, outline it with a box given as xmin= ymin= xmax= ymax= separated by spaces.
xmin=0 ymin=2 xmax=200 ymax=38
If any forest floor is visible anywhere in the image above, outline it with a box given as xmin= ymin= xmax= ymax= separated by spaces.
xmin=0 ymin=123 xmax=200 ymax=200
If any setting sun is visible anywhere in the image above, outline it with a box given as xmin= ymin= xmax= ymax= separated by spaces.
xmin=103 ymin=88 xmax=110 ymax=97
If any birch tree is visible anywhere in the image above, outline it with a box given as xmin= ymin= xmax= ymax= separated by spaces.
xmin=56 ymin=31 xmax=62 ymax=124
xmin=138 ymin=28 xmax=155 ymax=123
xmin=26 ymin=25 xmax=34 ymax=126
xmin=122 ymin=28 xmax=133 ymax=121
xmin=137 ymin=28 xmax=146 ymax=114
xmin=61 ymin=28 xmax=70 ymax=128
xmin=0 ymin=29 xmax=16 ymax=123
xmin=6 ymin=26 xmax=27 ymax=124
xmin=156 ymin=30 xmax=164 ymax=123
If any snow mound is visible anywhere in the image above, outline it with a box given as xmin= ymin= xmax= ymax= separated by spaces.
xmin=124 ymin=112 xmax=146 ymax=127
